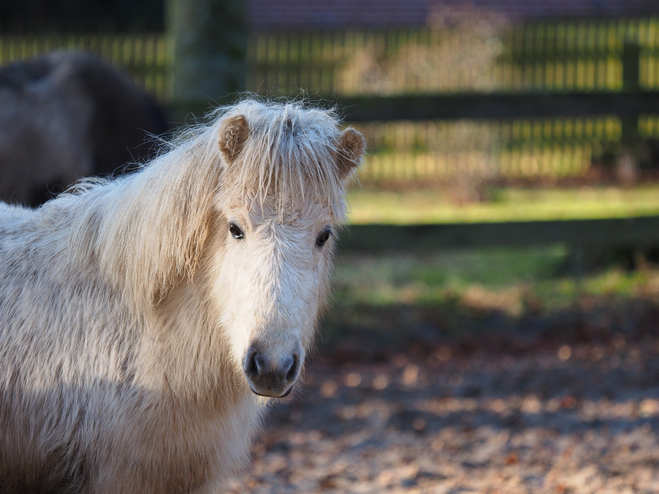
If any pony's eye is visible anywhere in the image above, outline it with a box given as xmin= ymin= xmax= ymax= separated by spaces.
xmin=316 ymin=228 xmax=331 ymax=248
xmin=229 ymin=223 xmax=245 ymax=240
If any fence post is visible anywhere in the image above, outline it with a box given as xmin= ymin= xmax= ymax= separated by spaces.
xmin=166 ymin=0 xmax=247 ymax=108
xmin=617 ymin=41 xmax=642 ymax=184
xmin=622 ymin=41 xmax=641 ymax=92
xmin=571 ymin=243 xmax=585 ymax=289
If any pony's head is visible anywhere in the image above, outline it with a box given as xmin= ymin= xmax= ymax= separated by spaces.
xmin=209 ymin=100 xmax=365 ymax=398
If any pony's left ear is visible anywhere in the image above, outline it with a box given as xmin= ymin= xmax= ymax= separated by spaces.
xmin=335 ymin=128 xmax=366 ymax=181
xmin=218 ymin=114 xmax=250 ymax=163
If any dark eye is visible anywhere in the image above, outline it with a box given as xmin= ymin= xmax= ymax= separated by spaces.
xmin=229 ymin=223 xmax=245 ymax=240
xmin=316 ymin=228 xmax=331 ymax=248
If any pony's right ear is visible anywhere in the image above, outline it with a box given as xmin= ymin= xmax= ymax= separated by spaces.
xmin=218 ymin=114 xmax=250 ymax=163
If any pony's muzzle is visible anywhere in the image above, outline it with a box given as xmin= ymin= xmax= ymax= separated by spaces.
xmin=243 ymin=343 xmax=301 ymax=398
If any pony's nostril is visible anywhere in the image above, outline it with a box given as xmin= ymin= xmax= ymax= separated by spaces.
xmin=254 ymin=353 xmax=268 ymax=375
xmin=245 ymin=350 xmax=271 ymax=379
xmin=285 ymin=354 xmax=300 ymax=382
xmin=245 ymin=351 xmax=259 ymax=379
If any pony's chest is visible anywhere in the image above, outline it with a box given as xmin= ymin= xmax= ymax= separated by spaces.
xmin=120 ymin=393 xmax=264 ymax=489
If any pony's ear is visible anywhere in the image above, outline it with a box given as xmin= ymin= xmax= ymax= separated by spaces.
xmin=218 ymin=114 xmax=250 ymax=163
xmin=335 ymin=128 xmax=366 ymax=181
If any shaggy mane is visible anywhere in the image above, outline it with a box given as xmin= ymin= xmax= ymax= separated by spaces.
xmin=214 ymin=99 xmax=350 ymax=219
xmin=42 ymin=98 xmax=355 ymax=310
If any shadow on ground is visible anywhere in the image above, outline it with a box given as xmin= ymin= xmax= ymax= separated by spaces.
xmin=228 ymin=301 xmax=659 ymax=494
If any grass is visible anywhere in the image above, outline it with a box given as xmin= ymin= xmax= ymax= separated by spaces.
xmin=346 ymin=185 xmax=659 ymax=224
xmin=319 ymin=186 xmax=659 ymax=348
xmin=321 ymin=245 xmax=659 ymax=346
xmin=332 ymin=246 xmax=659 ymax=315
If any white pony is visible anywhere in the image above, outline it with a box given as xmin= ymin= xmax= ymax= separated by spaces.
xmin=0 ymin=99 xmax=365 ymax=493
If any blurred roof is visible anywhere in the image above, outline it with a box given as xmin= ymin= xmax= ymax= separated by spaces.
xmin=248 ymin=0 xmax=659 ymax=31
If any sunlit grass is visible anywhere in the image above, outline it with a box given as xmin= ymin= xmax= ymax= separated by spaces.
xmin=325 ymin=188 xmax=659 ymax=341
xmin=346 ymin=185 xmax=659 ymax=224
xmin=331 ymin=247 xmax=659 ymax=318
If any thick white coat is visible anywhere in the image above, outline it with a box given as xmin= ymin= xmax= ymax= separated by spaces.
xmin=0 ymin=99 xmax=364 ymax=493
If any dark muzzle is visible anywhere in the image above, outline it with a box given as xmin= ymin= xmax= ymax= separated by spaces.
xmin=243 ymin=343 xmax=301 ymax=398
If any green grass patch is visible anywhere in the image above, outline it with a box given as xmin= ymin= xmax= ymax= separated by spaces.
xmin=346 ymin=185 xmax=659 ymax=224
xmin=329 ymin=246 xmax=659 ymax=321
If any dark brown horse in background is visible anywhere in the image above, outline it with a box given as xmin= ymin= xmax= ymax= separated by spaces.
xmin=0 ymin=51 xmax=169 ymax=206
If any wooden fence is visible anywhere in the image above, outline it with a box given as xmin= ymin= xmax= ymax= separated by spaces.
xmin=337 ymin=91 xmax=659 ymax=183
xmin=0 ymin=34 xmax=169 ymax=101
xmin=353 ymin=117 xmax=617 ymax=183
xmin=7 ymin=20 xmax=657 ymax=100
xmin=247 ymin=18 xmax=659 ymax=95
xmin=3 ymin=19 xmax=659 ymax=184
xmin=246 ymin=19 xmax=659 ymax=184
xmin=2 ymin=20 xmax=657 ymax=101
xmin=341 ymin=216 xmax=659 ymax=252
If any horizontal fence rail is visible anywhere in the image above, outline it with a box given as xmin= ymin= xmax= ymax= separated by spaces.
xmin=335 ymin=91 xmax=659 ymax=121
xmin=340 ymin=216 xmax=659 ymax=251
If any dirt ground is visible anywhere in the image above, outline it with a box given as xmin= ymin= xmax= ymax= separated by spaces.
xmin=227 ymin=334 xmax=659 ymax=494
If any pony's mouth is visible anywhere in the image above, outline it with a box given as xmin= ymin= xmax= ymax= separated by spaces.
xmin=248 ymin=384 xmax=294 ymax=399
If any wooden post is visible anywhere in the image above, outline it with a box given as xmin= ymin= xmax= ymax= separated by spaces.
xmin=618 ymin=41 xmax=641 ymax=184
xmin=622 ymin=41 xmax=641 ymax=92
xmin=571 ymin=243 xmax=585 ymax=289
xmin=166 ymin=0 xmax=247 ymax=110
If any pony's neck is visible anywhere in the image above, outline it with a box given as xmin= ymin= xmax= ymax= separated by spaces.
xmin=74 ymin=137 xmax=224 ymax=312
xmin=49 ymin=139 xmax=248 ymax=408
xmin=139 ymin=244 xmax=249 ymax=409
